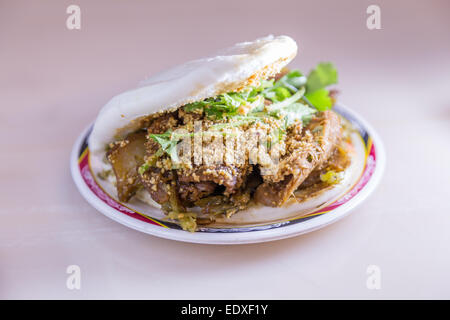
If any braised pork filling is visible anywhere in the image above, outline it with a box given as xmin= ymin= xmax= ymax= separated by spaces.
xmin=103 ymin=65 xmax=351 ymax=231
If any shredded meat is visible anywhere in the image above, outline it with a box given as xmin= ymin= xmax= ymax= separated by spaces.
xmin=106 ymin=102 xmax=349 ymax=218
xmin=149 ymin=113 xmax=178 ymax=134
xmin=177 ymin=165 xmax=251 ymax=195
xmin=254 ymin=110 xmax=342 ymax=207
xmin=140 ymin=168 xmax=172 ymax=204
xmin=140 ymin=168 xmax=185 ymax=213
xmin=178 ymin=181 xmax=217 ymax=203
xmin=193 ymin=168 xmax=261 ymax=217
xmin=299 ymin=143 xmax=351 ymax=189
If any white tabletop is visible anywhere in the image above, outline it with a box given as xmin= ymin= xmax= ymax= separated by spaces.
xmin=1 ymin=0 xmax=449 ymax=299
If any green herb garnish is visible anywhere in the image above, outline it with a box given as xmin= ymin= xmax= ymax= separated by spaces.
xmin=148 ymin=131 xmax=181 ymax=163
xmin=149 ymin=63 xmax=339 ymax=162
xmin=304 ymin=62 xmax=338 ymax=110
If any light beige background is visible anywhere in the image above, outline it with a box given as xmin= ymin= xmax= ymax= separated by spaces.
xmin=1 ymin=0 xmax=449 ymax=299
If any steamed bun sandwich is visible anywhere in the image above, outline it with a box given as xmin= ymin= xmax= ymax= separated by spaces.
xmin=89 ymin=35 xmax=353 ymax=232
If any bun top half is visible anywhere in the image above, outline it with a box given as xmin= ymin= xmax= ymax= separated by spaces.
xmin=88 ymin=35 xmax=298 ymax=154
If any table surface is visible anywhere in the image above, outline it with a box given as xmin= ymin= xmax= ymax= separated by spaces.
xmin=1 ymin=0 xmax=450 ymax=299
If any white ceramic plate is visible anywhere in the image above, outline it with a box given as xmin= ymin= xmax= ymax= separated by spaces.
xmin=70 ymin=104 xmax=385 ymax=244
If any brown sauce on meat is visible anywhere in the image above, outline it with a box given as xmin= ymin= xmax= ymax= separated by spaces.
xmin=106 ymin=86 xmax=352 ymax=224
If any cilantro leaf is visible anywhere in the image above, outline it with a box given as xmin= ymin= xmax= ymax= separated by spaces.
xmin=305 ymin=88 xmax=333 ymax=111
xmin=149 ymin=131 xmax=180 ymax=163
xmin=306 ymin=62 xmax=338 ymax=94
xmin=184 ymin=94 xmax=241 ymax=119
xmin=184 ymin=101 xmax=207 ymax=112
